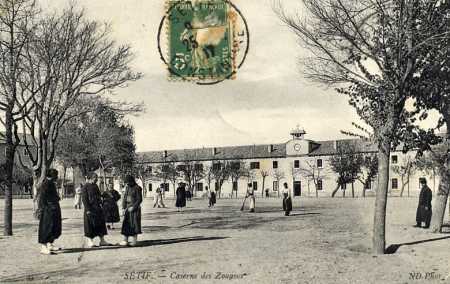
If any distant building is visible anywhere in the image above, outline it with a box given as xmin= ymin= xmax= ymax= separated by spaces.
xmin=138 ymin=126 xmax=433 ymax=198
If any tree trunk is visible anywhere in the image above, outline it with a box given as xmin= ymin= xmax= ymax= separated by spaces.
xmin=331 ymin=183 xmax=340 ymax=197
xmin=400 ymin=178 xmax=406 ymax=197
xmin=3 ymin=111 xmax=15 ymax=236
xmin=261 ymin=177 xmax=265 ymax=197
xmin=430 ymin=171 xmax=450 ymax=233
xmin=372 ymin=139 xmax=391 ymax=254
xmin=343 ymin=188 xmax=346 ymax=198
xmin=430 ymin=115 xmax=450 ymax=232
xmin=351 ymin=182 xmax=355 ymax=198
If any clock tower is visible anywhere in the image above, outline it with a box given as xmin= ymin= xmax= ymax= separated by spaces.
xmin=286 ymin=125 xmax=310 ymax=156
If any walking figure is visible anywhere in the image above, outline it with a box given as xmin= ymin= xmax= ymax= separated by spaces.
xmin=120 ymin=175 xmax=143 ymax=246
xmin=82 ymin=172 xmax=111 ymax=248
xmin=415 ymin=178 xmax=432 ymax=228
xmin=37 ymin=169 xmax=62 ymax=255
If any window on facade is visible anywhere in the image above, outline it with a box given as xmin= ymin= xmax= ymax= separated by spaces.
xmin=317 ymin=159 xmax=323 ymax=168
xmin=273 ymin=161 xmax=278 ymax=169
xmin=391 ymin=178 xmax=398 ymax=189
xmin=213 ymin=163 xmax=221 ymax=171
xmin=176 ymin=164 xmax=186 ymax=171
xmin=148 ymin=184 xmax=153 ymax=192
xmin=317 ymin=179 xmax=323 ymax=190
xmin=145 ymin=166 xmax=152 ymax=173
xmin=273 ymin=181 xmax=279 ymax=191
xmin=194 ymin=164 xmax=203 ymax=171
xmin=232 ymin=181 xmax=238 ymax=191
xmin=391 ymin=155 xmax=398 ymax=164
xmin=162 ymin=165 xmax=169 ymax=172
xmin=294 ymin=160 xmax=300 ymax=168
xmin=231 ymin=162 xmax=240 ymax=170
xmin=23 ymin=148 xmax=29 ymax=156
xmin=196 ymin=182 xmax=203 ymax=191
xmin=163 ymin=183 xmax=169 ymax=192
xmin=252 ymin=181 xmax=258 ymax=191
xmin=250 ymin=162 xmax=260 ymax=169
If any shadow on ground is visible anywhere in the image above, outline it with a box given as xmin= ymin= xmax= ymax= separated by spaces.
xmin=385 ymin=235 xmax=450 ymax=254
xmin=58 ymin=236 xmax=228 ymax=254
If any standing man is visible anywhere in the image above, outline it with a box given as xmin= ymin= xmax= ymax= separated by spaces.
xmin=281 ymin=182 xmax=293 ymax=216
xmin=38 ymin=169 xmax=62 ymax=255
xmin=415 ymin=178 xmax=433 ymax=228
xmin=82 ymin=172 xmax=111 ymax=247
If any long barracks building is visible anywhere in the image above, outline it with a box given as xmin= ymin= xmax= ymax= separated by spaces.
xmin=137 ymin=127 xmax=434 ymax=198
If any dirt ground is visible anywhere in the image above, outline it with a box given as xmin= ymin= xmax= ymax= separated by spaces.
xmin=0 ymin=196 xmax=449 ymax=284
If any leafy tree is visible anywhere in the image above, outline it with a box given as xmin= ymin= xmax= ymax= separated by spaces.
xmin=329 ymin=143 xmax=364 ymax=198
xmin=276 ymin=0 xmax=450 ymax=254
xmin=358 ymin=154 xmax=378 ymax=198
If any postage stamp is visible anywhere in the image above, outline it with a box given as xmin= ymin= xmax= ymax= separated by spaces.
xmin=166 ymin=0 xmax=237 ymax=82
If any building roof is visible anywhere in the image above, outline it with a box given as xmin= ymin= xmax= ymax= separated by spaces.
xmin=138 ymin=138 xmax=379 ymax=164
xmin=139 ymin=143 xmax=287 ymax=164
xmin=308 ymin=139 xmax=378 ymax=156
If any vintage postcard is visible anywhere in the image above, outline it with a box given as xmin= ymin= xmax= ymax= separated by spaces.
xmin=0 ymin=0 xmax=449 ymax=283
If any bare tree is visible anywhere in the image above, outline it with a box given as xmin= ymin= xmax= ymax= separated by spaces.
xmin=0 ymin=0 xmax=41 ymax=236
xmin=259 ymin=170 xmax=269 ymax=197
xmin=17 ymin=5 xmax=141 ymax=208
xmin=392 ymin=156 xmax=416 ymax=197
xmin=211 ymin=160 xmax=230 ymax=199
xmin=272 ymin=169 xmax=285 ymax=198
xmin=276 ymin=0 xmax=450 ymax=254
xmin=299 ymin=159 xmax=329 ymax=198
xmin=229 ymin=160 xmax=249 ymax=198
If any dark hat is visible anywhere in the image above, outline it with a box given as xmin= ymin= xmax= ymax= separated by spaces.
xmin=125 ymin=175 xmax=136 ymax=185
xmin=46 ymin=169 xmax=58 ymax=179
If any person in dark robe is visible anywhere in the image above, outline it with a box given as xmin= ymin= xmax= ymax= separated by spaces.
xmin=175 ymin=184 xmax=187 ymax=211
xmin=102 ymin=183 xmax=121 ymax=230
xmin=207 ymin=186 xmax=216 ymax=208
xmin=186 ymin=189 xmax=192 ymax=201
xmin=38 ymin=169 xmax=62 ymax=255
xmin=120 ymin=175 xmax=143 ymax=246
xmin=281 ymin=182 xmax=293 ymax=216
xmin=82 ymin=172 xmax=111 ymax=247
xmin=415 ymin=178 xmax=432 ymax=228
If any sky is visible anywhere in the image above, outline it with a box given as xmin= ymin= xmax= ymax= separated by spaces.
xmin=36 ymin=0 xmax=379 ymax=151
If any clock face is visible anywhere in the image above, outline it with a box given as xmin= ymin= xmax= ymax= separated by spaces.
xmin=294 ymin=143 xmax=301 ymax=151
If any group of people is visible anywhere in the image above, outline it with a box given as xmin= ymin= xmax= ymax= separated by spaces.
xmin=37 ymin=170 xmax=143 ymax=255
